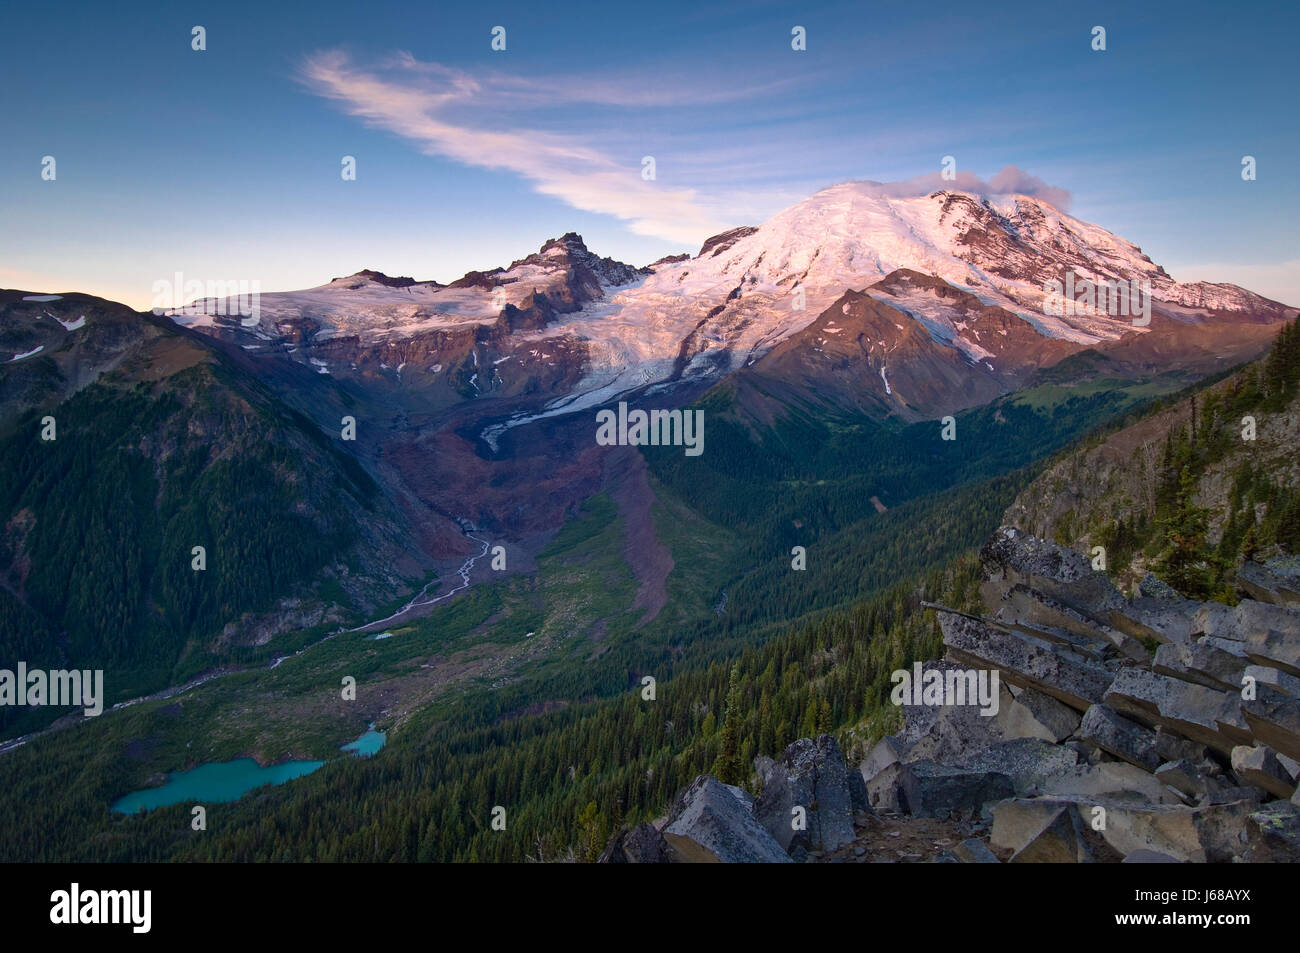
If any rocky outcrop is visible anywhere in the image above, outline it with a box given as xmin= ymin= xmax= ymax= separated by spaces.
xmin=922 ymin=527 xmax=1300 ymax=862
xmin=601 ymin=526 xmax=1300 ymax=863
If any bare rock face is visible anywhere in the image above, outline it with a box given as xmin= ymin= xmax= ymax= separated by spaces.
xmin=902 ymin=527 xmax=1300 ymax=861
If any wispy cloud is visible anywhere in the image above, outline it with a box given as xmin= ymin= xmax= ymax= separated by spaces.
xmin=299 ymin=50 xmax=736 ymax=244
xmin=299 ymin=51 xmax=1078 ymax=248
xmin=849 ymin=166 xmax=1073 ymax=211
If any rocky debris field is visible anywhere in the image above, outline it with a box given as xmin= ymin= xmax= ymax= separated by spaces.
xmin=601 ymin=527 xmax=1300 ymax=863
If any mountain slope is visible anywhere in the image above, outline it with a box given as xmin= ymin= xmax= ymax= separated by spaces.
xmin=0 ymin=292 xmax=428 ymax=731
xmin=1004 ymin=319 xmax=1300 ymax=598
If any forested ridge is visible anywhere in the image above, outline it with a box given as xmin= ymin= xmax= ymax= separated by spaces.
xmin=0 ymin=361 xmax=387 ymax=734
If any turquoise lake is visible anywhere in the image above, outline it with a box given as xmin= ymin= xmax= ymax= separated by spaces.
xmin=112 ymin=727 xmax=387 ymax=813
xmin=341 ymin=728 xmax=386 ymax=756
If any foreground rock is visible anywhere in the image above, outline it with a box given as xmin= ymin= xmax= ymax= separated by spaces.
xmin=991 ymin=795 xmax=1259 ymax=863
xmin=1237 ymin=559 xmax=1300 ymax=609
xmin=1230 ymin=745 xmax=1296 ymax=800
xmin=662 ymin=776 xmax=792 ymax=863
xmin=755 ymin=735 xmax=859 ymax=852
xmin=1241 ymin=687 xmax=1300 ymax=762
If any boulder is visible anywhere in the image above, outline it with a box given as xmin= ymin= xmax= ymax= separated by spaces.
xmin=1237 ymin=559 xmax=1300 ymax=609
xmin=1278 ymin=752 xmax=1300 ymax=782
xmin=949 ymin=737 xmax=1081 ymax=796
xmin=1243 ymin=621 xmax=1300 ymax=678
xmin=663 ymin=775 xmax=792 ymax=863
xmin=1077 ymin=704 xmax=1162 ymax=771
xmin=891 ymin=660 xmax=1014 ymax=763
xmin=898 ymin=761 xmax=1016 ymax=819
xmin=866 ymin=761 xmax=908 ymax=813
xmin=754 ymin=735 xmax=857 ymax=853
xmin=1153 ymin=641 xmax=1247 ymax=692
xmin=1008 ymin=803 xmax=1123 ymax=863
xmin=1244 ymin=803 xmax=1300 ymax=862
xmin=1102 ymin=668 xmax=1250 ymax=755
xmin=846 ymin=763 xmax=871 ymax=814
xmin=860 ymin=736 xmax=901 ymax=784
xmin=1109 ymin=597 xmax=1199 ymax=646
xmin=1230 ymin=745 xmax=1296 ymax=799
xmin=1155 ymin=760 xmax=1220 ymax=800
xmin=986 ymin=584 xmax=1112 ymax=653
xmin=1122 ymin=848 xmax=1183 ymax=863
xmin=1154 ymin=727 xmax=1214 ymax=766
xmin=1003 ymin=686 xmax=1081 ymax=743
xmin=991 ymin=795 xmax=1259 ymax=863
xmin=1193 ymin=602 xmax=1240 ymax=641
xmin=598 ymin=823 xmax=672 ymax=863
xmin=942 ymin=614 xmax=1114 ymax=712
xmin=1040 ymin=761 xmax=1187 ymax=805
xmin=979 ymin=527 xmax=1127 ymax=623
xmin=951 ymin=838 xmax=1000 ymax=863
xmin=1241 ymin=685 xmax=1300 ymax=761
xmin=1244 ymin=664 xmax=1300 ymax=697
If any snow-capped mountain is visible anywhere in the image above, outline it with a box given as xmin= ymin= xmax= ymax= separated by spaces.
xmin=178 ymin=183 xmax=1296 ymax=429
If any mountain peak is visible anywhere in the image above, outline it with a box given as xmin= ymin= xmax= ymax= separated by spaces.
xmin=333 ymin=269 xmax=424 ymax=289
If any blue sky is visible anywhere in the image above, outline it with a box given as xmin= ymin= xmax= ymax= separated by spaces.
xmin=2 ymin=0 xmax=1296 ymax=308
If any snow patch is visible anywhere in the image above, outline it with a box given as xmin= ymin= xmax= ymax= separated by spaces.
xmin=8 ymin=345 xmax=44 ymax=362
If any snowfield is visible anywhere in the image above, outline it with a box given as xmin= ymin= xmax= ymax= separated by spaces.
xmin=174 ymin=184 xmax=1289 ymax=427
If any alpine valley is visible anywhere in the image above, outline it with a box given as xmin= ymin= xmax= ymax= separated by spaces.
xmin=1 ymin=183 xmax=1297 ymax=863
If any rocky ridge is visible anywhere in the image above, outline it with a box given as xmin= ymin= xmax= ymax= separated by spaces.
xmin=605 ymin=527 xmax=1300 ymax=863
